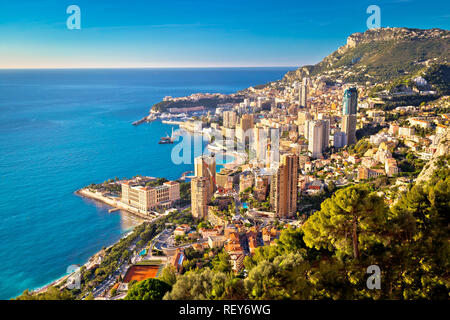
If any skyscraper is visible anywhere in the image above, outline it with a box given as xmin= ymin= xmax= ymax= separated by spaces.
xmin=223 ymin=110 xmax=237 ymax=128
xmin=237 ymin=113 xmax=254 ymax=145
xmin=300 ymin=78 xmax=308 ymax=108
xmin=342 ymin=87 xmax=358 ymax=146
xmin=297 ymin=85 xmax=302 ymax=106
xmin=270 ymin=153 xmax=298 ymax=218
xmin=306 ymin=120 xmax=329 ymax=158
xmin=194 ymin=154 xmax=216 ymax=200
xmin=191 ymin=177 xmax=209 ymax=220
xmin=342 ymin=114 xmax=357 ymax=145
xmin=342 ymin=87 xmax=358 ymax=115
xmin=253 ymin=126 xmax=269 ymax=163
xmin=333 ymin=130 xmax=347 ymax=149
xmin=240 ymin=114 xmax=254 ymax=130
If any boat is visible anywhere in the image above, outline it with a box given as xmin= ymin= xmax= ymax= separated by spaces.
xmin=158 ymin=128 xmax=175 ymax=144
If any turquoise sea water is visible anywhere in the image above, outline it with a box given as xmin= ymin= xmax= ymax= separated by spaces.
xmin=0 ymin=67 xmax=294 ymax=299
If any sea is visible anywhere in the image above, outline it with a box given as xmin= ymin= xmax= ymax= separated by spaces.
xmin=0 ymin=67 xmax=295 ymax=299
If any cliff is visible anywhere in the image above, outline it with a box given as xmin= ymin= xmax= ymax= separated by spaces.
xmin=416 ymin=127 xmax=450 ymax=184
xmin=282 ymin=27 xmax=450 ymax=87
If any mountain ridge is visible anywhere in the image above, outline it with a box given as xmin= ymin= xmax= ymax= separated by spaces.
xmin=281 ymin=27 xmax=449 ymax=89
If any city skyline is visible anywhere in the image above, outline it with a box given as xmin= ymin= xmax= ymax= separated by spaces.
xmin=0 ymin=0 xmax=449 ymax=69
xmin=0 ymin=0 xmax=449 ymax=304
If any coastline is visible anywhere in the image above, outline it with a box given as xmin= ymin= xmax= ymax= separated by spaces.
xmin=206 ymin=143 xmax=246 ymax=170
xmin=30 ymin=229 xmax=136 ymax=298
xmin=1 ymin=67 xmax=295 ymax=300
xmin=75 ymin=188 xmax=155 ymax=220
xmin=29 ymin=110 xmax=240 ymax=299
xmin=25 ymin=188 xmax=158 ymax=298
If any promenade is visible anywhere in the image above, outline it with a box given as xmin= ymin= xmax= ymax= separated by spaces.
xmin=76 ymin=188 xmax=156 ymax=220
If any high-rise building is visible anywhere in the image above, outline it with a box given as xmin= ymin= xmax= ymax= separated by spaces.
xmin=297 ymin=86 xmax=302 ymax=106
xmin=194 ymin=154 xmax=216 ymax=199
xmin=256 ymin=97 xmax=264 ymax=111
xmin=191 ymin=177 xmax=209 ymax=220
xmin=342 ymin=87 xmax=358 ymax=146
xmin=270 ymin=153 xmax=298 ymax=218
xmin=253 ymin=127 xmax=270 ymax=163
xmin=342 ymin=87 xmax=358 ymax=115
xmin=240 ymin=114 xmax=254 ymax=130
xmin=254 ymin=175 xmax=269 ymax=201
xmin=306 ymin=120 xmax=329 ymax=158
xmin=342 ymin=114 xmax=357 ymax=145
xmin=237 ymin=114 xmax=254 ymax=144
xmin=270 ymin=98 xmax=277 ymax=113
xmin=223 ymin=110 xmax=237 ymax=128
xmin=333 ymin=130 xmax=347 ymax=149
xmin=300 ymin=78 xmax=308 ymax=108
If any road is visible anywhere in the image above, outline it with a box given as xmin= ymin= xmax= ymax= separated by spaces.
xmin=89 ymin=227 xmax=173 ymax=299
xmin=85 ymin=209 xmax=205 ymax=299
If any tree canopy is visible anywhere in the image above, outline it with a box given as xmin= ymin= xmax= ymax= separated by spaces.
xmin=303 ymin=184 xmax=387 ymax=259
xmin=163 ymin=171 xmax=449 ymax=300
xmin=124 ymin=278 xmax=171 ymax=300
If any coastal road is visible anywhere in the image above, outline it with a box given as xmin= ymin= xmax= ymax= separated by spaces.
xmin=91 ymin=235 xmax=142 ymax=298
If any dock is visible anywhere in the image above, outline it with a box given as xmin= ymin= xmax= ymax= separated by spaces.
xmin=75 ymin=188 xmax=155 ymax=220
xmin=161 ymin=120 xmax=184 ymax=125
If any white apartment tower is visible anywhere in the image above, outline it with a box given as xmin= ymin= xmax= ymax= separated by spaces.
xmin=306 ymin=120 xmax=329 ymax=158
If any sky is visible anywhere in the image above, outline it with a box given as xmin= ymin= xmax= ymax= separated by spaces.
xmin=0 ymin=0 xmax=448 ymax=68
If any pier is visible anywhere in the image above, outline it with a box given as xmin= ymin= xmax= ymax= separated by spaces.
xmin=161 ymin=120 xmax=184 ymax=125
xmin=179 ymin=171 xmax=194 ymax=181
xmin=76 ymin=188 xmax=155 ymax=220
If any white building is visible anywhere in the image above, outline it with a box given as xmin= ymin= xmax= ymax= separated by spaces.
xmin=306 ymin=120 xmax=329 ymax=158
xmin=334 ymin=130 xmax=347 ymax=149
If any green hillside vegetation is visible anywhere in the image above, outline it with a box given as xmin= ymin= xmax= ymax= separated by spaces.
xmin=13 ymin=209 xmax=194 ymax=300
xmin=424 ymin=63 xmax=450 ymax=95
xmin=152 ymin=95 xmax=244 ymax=112
xmin=124 ymin=278 xmax=171 ymax=300
xmin=282 ymin=28 xmax=449 ymax=95
xmin=162 ymin=168 xmax=449 ymax=300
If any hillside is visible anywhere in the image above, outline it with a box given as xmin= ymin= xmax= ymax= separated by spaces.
xmin=282 ymin=27 xmax=450 ymax=89
xmin=416 ymin=127 xmax=450 ymax=184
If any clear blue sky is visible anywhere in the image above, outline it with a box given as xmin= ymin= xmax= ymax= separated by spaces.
xmin=0 ymin=0 xmax=448 ymax=68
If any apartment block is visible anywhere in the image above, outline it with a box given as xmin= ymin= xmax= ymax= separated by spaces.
xmin=191 ymin=177 xmax=209 ymax=220
xmin=270 ymin=153 xmax=298 ymax=218
xmin=121 ymin=180 xmax=180 ymax=213
xmin=194 ymin=154 xmax=216 ymax=199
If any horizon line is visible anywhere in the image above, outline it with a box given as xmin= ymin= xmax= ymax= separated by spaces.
xmin=0 ymin=65 xmax=300 ymax=70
